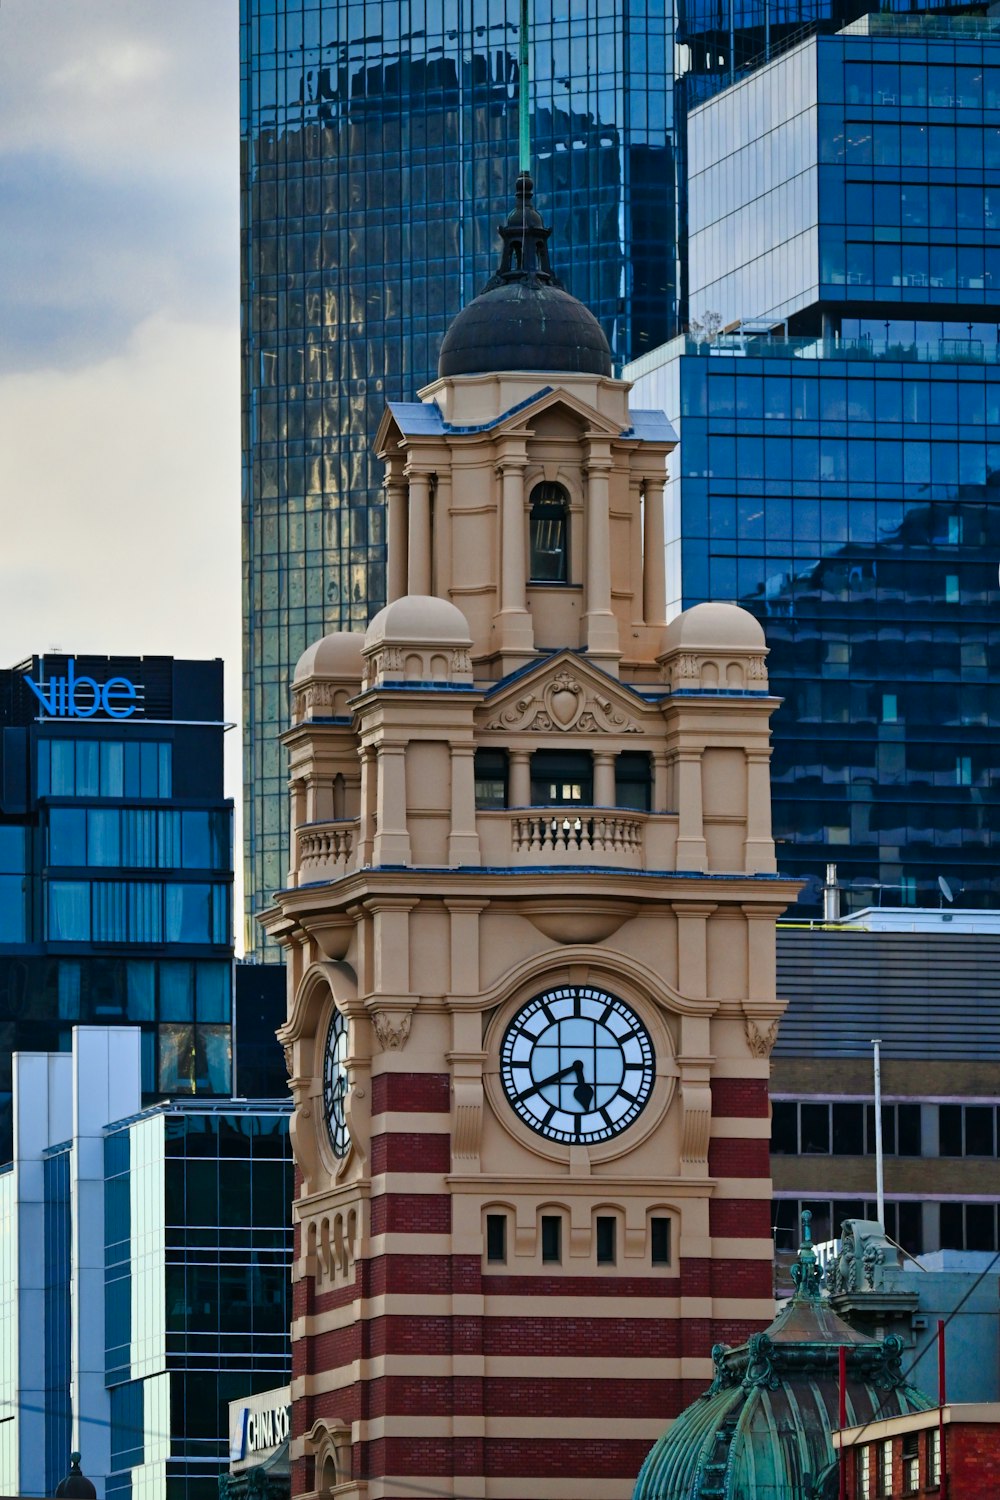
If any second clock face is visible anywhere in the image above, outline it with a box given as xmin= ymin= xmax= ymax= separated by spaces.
xmin=499 ymin=986 xmax=655 ymax=1145
xmin=323 ymin=1008 xmax=350 ymax=1158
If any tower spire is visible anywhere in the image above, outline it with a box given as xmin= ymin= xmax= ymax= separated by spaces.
xmin=518 ymin=0 xmax=530 ymax=174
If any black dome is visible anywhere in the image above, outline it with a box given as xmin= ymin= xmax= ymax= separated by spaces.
xmin=55 ymin=1454 xmax=97 ymax=1500
xmin=438 ymin=173 xmax=612 ymax=380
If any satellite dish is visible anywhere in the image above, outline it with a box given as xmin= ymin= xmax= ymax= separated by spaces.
xmin=938 ymin=875 xmax=954 ymax=904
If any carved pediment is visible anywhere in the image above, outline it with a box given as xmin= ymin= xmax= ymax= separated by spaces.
xmin=500 ymin=388 xmax=624 ymax=441
xmin=479 ymin=655 xmax=648 ymax=735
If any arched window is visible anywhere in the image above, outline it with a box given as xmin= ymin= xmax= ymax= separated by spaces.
xmin=529 ymin=482 xmax=569 ymax=582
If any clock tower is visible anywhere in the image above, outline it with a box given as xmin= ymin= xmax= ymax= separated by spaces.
xmin=263 ymin=175 xmax=798 ymax=1500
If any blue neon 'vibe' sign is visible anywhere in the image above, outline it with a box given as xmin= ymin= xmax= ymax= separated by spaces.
xmin=26 ymin=659 xmax=141 ymax=720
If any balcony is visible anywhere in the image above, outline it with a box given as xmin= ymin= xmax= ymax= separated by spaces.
xmin=296 ymin=820 xmax=357 ymax=882
xmin=477 ymin=807 xmax=679 ymax=871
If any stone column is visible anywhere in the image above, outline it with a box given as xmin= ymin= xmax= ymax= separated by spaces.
xmin=449 ymin=744 xmax=481 ymax=865
xmin=372 ymin=743 xmax=410 ymax=865
xmin=357 ymin=747 xmax=376 ymax=866
xmin=583 ymin=445 xmax=619 ymax=659
xmin=433 ymin=469 xmax=452 ymax=598
xmin=385 ymin=468 xmax=408 ymax=602
xmin=593 ymin=750 xmax=616 ymax=808
xmin=407 ymin=469 xmax=432 ymax=595
xmin=743 ymin=750 xmax=777 ymax=873
xmin=497 ymin=457 xmax=534 ymax=654
xmin=629 ymin=475 xmax=644 ymax=627
xmin=675 ymin=749 xmax=707 ymax=870
xmin=509 ymin=749 xmax=531 ymax=808
xmin=652 ymin=750 xmax=669 ymax=813
xmin=642 ymin=472 xmax=667 ymax=627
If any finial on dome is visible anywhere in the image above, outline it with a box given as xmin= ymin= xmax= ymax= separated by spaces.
xmin=789 ymin=1208 xmax=824 ymax=1303
xmin=482 ymin=171 xmax=558 ymax=292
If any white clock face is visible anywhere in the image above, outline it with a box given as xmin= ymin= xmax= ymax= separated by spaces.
xmin=499 ymin=986 xmax=655 ymax=1145
xmin=323 ymin=1009 xmax=349 ymax=1158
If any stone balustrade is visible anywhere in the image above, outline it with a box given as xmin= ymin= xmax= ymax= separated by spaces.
xmin=296 ymin=821 xmax=358 ymax=881
xmin=477 ymin=808 xmax=679 ymax=871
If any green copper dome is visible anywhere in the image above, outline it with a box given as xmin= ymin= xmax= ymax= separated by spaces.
xmin=633 ymin=1213 xmax=933 ymax=1500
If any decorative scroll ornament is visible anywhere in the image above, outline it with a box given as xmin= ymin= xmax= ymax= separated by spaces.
xmin=745 ymin=1018 xmax=780 ymax=1058
xmin=874 ymin=1333 xmax=906 ymax=1391
xmin=747 ymin=654 xmax=769 ymax=680
xmin=371 ymin=1009 xmax=412 ymax=1051
xmin=708 ymin=1342 xmax=737 ymax=1395
xmin=863 ymin=1240 xmax=885 ymax=1289
xmin=484 ymin=672 xmax=642 ymax=733
xmin=742 ymin=1332 xmax=779 ymax=1391
xmin=679 ymin=1082 xmax=712 ymax=1168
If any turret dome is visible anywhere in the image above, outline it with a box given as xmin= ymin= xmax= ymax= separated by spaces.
xmin=438 ymin=173 xmax=613 ymax=380
xmin=292 ymin=631 xmax=365 ymax=685
xmin=632 ymin=1213 xmax=933 ymax=1500
xmin=661 ymin=601 xmax=766 ymax=653
xmin=364 ymin=595 xmax=472 ymax=651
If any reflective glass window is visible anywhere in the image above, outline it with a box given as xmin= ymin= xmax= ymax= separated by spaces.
xmin=529 ymin=483 xmax=570 ymax=583
xmin=48 ymin=882 xmax=91 ymax=941
xmin=49 ymin=809 xmax=87 ymax=866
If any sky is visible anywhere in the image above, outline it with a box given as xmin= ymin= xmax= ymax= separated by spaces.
xmin=0 ymin=0 xmax=244 ymax=896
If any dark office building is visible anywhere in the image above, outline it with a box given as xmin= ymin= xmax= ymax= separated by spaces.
xmin=627 ymin=18 xmax=1000 ymax=913
xmin=234 ymin=961 xmax=289 ymax=1099
xmin=239 ymin=0 xmax=676 ymax=951
xmin=771 ymin=910 xmax=1000 ymax=1262
xmin=0 ymin=654 xmax=235 ymax=1159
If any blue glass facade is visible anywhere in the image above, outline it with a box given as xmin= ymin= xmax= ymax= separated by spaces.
xmin=104 ymin=1106 xmax=293 ymax=1500
xmin=43 ymin=1148 xmax=72 ymax=1495
xmin=0 ymin=656 xmax=235 ymax=1160
xmin=628 ymin=23 xmax=1000 ymax=914
xmin=240 ymin=0 xmax=676 ymax=951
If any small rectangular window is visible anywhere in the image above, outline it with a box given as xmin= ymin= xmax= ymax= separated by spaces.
xmin=770 ymin=1101 xmax=798 ymax=1154
xmin=615 ymin=752 xmax=651 ymax=812
xmin=939 ymin=1105 xmax=963 ymax=1157
xmin=858 ymin=1444 xmax=872 ymax=1499
xmin=897 ymin=1105 xmax=922 ymax=1157
xmin=800 ymin=1103 xmax=831 ymax=1154
xmin=965 ymin=1105 xmax=995 ymax=1157
xmin=541 ymin=1215 xmax=561 ymax=1264
xmin=596 ymin=1216 xmax=616 ymax=1265
xmin=474 ymin=750 xmax=508 ymax=810
xmin=486 ymin=1214 xmax=507 ymax=1264
xmin=927 ymin=1428 xmax=940 ymax=1486
xmin=902 ymin=1433 xmax=919 ymax=1492
xmin=877 ymin=1438 xmax=892 ymax=1496
xmin=651 ymin=1218 xmax=670 ymax=1266
xmin=832 ymin=1103 xmax=865 ymax=1155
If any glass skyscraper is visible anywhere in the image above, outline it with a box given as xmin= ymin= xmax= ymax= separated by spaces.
xmin=240 ymin=0 xmax=676 ymax=951
xmin=627 ymin=18 xmax=1000 ymax=913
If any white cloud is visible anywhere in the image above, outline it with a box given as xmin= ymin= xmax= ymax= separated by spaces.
xmin=0 ymin=0 xmax=237 ymax=183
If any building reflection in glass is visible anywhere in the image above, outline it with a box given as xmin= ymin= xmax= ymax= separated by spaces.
xmin=241 ymin=1 xmax=676 ymax=950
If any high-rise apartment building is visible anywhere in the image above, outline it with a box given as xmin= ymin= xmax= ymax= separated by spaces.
xmin=627 ymin=17 xmax=1000 ymax=912
xmin=0 ymin=654 xmax=235 ymax=1159
xmin=240 ymin=1 xmax=676 ymax=950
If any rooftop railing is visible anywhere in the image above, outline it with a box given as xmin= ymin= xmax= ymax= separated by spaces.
xmin=681 ymin=333 xmax=1000 ymax=366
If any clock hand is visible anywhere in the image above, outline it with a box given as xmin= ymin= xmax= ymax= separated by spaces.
xmin=517 ymin=1059 xmax=594 ymax=1111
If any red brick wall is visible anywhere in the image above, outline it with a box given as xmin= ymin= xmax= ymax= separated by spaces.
xmin=290 ymin=1069 xmax=776 ymax=1493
